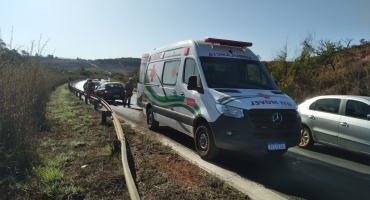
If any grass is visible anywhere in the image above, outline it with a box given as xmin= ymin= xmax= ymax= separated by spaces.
xmin=123 ymin=122 xmax=250 ymax=199
xmin=0 ymin=84 xmax=129 ymax=199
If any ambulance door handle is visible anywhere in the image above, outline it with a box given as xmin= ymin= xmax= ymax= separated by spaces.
xmin=172 ymin=90 xmax=176 ymax=95
xmin=179 ymin=92 xmax=185 ymax=96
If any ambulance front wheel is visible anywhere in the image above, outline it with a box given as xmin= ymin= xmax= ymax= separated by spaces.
xmin=147 ymin=108 xmax=159 ymax=130
xmin=195 ymin=124 xmax=219 ymax=160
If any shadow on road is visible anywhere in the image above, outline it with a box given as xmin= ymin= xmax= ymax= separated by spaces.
xmin=301 ymin=144 xmax=370 ymax=166
xmin=150 ymin=125 xmax=370 ymax=200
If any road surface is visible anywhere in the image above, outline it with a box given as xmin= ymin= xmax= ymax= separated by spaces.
xmin=75 ymin=80 xmax=370 ymax=200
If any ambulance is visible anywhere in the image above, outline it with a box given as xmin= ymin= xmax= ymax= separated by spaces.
xmin=137 ymin=38 xmax=301 ymax=160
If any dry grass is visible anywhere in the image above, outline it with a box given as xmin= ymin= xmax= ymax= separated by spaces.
xmin=0 ymin=53 xmax=81 ymax=198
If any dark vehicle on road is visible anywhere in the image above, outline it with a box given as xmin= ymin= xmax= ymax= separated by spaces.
xmin=95 ymin=82 xmax=125 ymax=102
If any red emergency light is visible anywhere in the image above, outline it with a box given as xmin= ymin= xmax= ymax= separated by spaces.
xmin=204 ymin=37 xmax=252 ymax=48
xmin=184 ymin=47 xmax=189 ymax=55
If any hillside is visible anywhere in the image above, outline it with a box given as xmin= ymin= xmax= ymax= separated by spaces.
xmin=263 ymin=39 xmax=370 ymax=103
xmin=39 ymin=57 xmax=140 ymax=76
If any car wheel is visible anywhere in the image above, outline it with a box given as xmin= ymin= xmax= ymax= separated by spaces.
xmin=266 ymin=149 xmax=288 ymax=155
xmin=147 ymin=108 xmax=159 ymax=130
xmin=195 ymin=124 xmax=219 ymax=160
xmin=299 ymin=126 xmax=314 ymax=148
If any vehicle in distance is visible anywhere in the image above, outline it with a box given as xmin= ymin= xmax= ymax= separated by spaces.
xmin=95 ymin=82 xmax=125 ymax=102
xmin=298 ymin=95 xmax=370 ymax=155
xmin=104 ymin=76 xmax=109 ymax=81
xmin=137 ymin=38 xmax=301 ymax=160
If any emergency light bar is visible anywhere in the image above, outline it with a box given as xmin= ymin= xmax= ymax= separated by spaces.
xmin=204 ymin=37 xmax=252 ymax=48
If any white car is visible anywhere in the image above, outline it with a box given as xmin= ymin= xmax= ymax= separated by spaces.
xmin=298 ymin=95 xmax=370 ymax=155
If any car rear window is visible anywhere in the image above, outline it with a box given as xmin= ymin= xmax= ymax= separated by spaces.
xmin=106 ymin=84 xmax=123 ymax=88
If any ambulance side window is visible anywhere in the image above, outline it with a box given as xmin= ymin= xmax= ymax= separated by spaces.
xmin=162 ymin=60 xmax=181 ymax=85
xmin=183 ymin=58 xmax=200 ymax=86
xmin=144 ymin=62 xmax=163 ymax=85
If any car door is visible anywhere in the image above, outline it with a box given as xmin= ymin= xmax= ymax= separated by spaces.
xmin=338 ymin=100 xmax=370 ymax=153
xmin=155 ymin=60 xmax=181 ymax=130
xmin=96 ymin=84 xmax=105 ymax=97
xmin=306 ymin=98 xmax=341 ymax=145
xmin=176 ymin=57 xmax=201 ymax=137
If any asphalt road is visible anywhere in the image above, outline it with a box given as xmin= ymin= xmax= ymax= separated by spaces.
xmin=75 ymin=81 xmax=370 ymax=200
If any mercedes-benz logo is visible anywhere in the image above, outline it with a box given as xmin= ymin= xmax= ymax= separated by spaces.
xmin=272 ymin=113 xmax=283 ymax=124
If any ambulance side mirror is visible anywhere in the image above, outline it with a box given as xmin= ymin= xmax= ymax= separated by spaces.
xmin=187 ymin=76 xmax=203 ymax=93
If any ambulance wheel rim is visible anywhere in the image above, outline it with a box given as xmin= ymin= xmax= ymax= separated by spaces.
xmin=199 ymin=132 xmax=209 ymax=150
xmin=148 ymin=113 xmax=153 ymax=125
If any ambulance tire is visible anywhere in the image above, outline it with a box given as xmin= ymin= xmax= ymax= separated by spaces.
xmin=195 ymin=124 xmax=219 ymax=160
xmin=147 ymin=108 xmax=159 ymax=131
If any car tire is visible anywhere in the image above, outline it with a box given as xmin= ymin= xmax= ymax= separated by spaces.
xmin=195 ymin=124 xmax=219 ymax=160
xmin=147 ymin=108 xmax=159 ymax=130
xmin=266 ymin=149 xmax=288 ymax=155
xmin=299 ymin=126 xmax=314 ymax=148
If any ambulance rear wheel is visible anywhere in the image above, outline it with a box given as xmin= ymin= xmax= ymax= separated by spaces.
xmin=195 ymin=124 xmax=219 ymax=160
xmin=147 ymin=108 xmax=159 ymax=130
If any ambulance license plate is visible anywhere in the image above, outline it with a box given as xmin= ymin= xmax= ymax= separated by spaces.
xmin=114 ymin=95 xmax=120 ymax=97
xmin=268 ymin=142 xmax=286 ymax=150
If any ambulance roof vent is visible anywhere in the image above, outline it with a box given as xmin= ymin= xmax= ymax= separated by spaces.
xmin=204 ymin=37 xmax=253 ymax=48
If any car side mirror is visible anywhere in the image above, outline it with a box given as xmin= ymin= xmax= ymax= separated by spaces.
xmin=367 ymin=114 xmax=370 ymax=120
xmin=187 ymin=76 xmax=203 ymax=93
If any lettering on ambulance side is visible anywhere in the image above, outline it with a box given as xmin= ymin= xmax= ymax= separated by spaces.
xmin=151 ymin=54 xmax=162 ymax=61
xmin=208 ymin=53 xmax=252 ymax=60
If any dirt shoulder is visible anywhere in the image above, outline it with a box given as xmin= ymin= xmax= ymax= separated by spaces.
xmin=5 ymin=84 xmax=249 ymax=199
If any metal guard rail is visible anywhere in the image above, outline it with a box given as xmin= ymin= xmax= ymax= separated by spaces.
xmin=68 ymin=80 xmax=140 ymax=200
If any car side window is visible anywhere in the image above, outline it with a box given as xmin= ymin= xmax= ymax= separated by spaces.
xmin=162 ymin=60 xmax=181 ymax=85
xmin=183 ymin=58 xmax=200 ymax=86
xmin=309 ymin=101 xmax=316 ymax=110
xmin=345 ymin=100 xmax=370 ymax=119
xmin=312 ymin=99 xmax=340 ymax=114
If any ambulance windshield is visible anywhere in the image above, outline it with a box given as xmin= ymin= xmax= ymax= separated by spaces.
xmin=200 ymin=57 xmax=278 ymax=90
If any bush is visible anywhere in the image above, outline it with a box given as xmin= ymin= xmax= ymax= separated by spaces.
xmin=0 ymin=45 xmax=80 ymax=195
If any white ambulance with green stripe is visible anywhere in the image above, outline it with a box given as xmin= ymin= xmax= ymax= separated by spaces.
xmin=137 ymin=38 xmax=301 ymax=160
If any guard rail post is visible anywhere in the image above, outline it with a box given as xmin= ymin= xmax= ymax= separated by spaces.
xmin=79 ymin=92 xmax=82 ymax=100
xmin=94 ymin=99 xmax=100 ymax=110
xmin=101 ymin=111 xmax=112 ymax=124
xmin=85 ymin=93 xmax=89 ymax=104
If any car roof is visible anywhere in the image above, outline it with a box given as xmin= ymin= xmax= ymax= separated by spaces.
xmin=105 ymin=82 xmax=122 ymax=84
xmin=309 ymin=95 xmax=370 ymax=102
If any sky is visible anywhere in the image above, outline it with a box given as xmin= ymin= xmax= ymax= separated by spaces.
xmin=1 ymin=0 xmax=369 ymax=61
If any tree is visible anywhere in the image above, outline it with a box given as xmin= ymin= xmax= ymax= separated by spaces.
xmin=0 ymin=38 xmax=6 ymax=54
xmin=342 ymin=38 xmax=354 ymax=48
xmin=316 ymin=39 xmax=343 ymax=71
xmin=21 ymin=50 xmax=29 ymax=57
xmin=360 ymin=38 xmax=366 ymax=45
